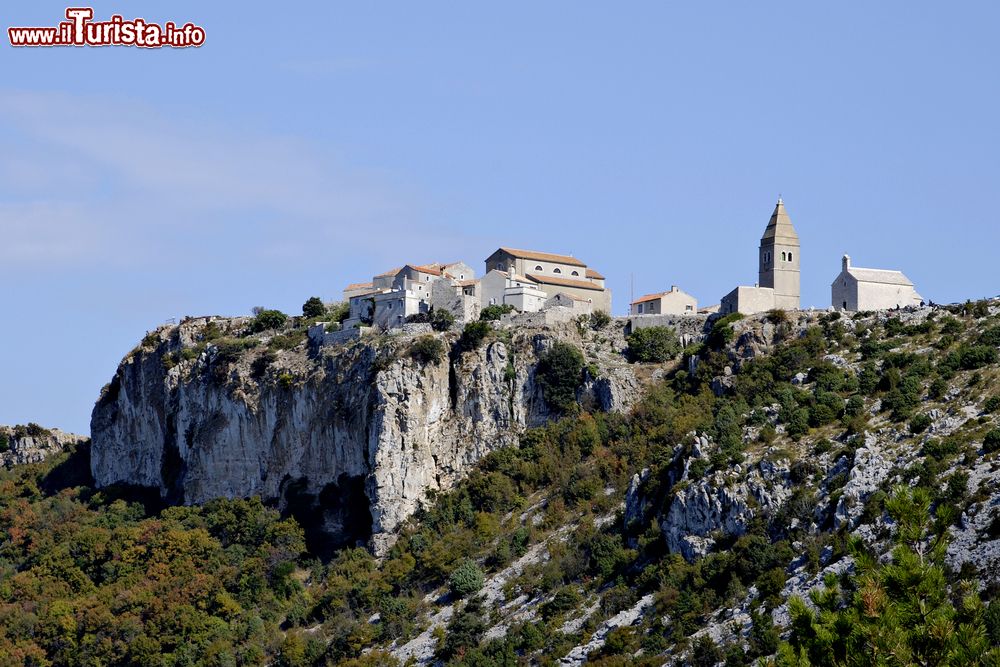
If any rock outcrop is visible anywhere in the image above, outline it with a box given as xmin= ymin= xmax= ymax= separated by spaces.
xmin=0 ymin=424 xmax=87 ymax=467
xmin=91 ymin=317 xmax=639 ymax=553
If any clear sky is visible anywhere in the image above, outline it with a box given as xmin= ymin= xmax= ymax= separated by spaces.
xmin=2 ymin=1 xmax=998 ymax=434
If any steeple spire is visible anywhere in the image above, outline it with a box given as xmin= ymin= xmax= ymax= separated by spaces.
xmin=761 ymin=196 xmax=798 ymax=243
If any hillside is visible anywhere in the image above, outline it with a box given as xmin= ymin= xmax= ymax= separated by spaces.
xmin=2 ymin=300 xmax=1000 ymax=665
xmin=89 ymin=312 xmax=641 ymax=556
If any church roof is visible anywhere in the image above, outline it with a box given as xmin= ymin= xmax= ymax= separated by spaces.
xmin=494 ymin=247 xmax=587 ymax=267
xmin=760 ymin=198 xmax=799 ymax=244
xmin=525 ymin=273 xmax=604 ymax=291
xmin=846 ymin=266 xmax=914 ymax=286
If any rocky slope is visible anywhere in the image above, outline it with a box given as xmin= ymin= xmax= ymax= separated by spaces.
xmin=90 ymin=316 xmax=643 ymax=554
xmin=0 ymin=423 xmax=88 ymax=468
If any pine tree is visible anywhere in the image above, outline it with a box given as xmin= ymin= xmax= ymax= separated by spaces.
xmin=777 ymin=486 xmax=1000 ymax=666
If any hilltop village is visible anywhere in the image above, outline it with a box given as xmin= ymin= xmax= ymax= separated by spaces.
xmin=328 ymin=199 xmax=923 ymax=341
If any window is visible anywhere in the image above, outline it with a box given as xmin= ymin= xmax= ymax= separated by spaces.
xmin=843 ymin=301 xmax=847 ymax=309
xmin=535 ymin=265 xmax=543 ymax=271
xmin=637 ymin=304 xmax=643 ymax=313
xmin=686 ymin=305 xmax=693 ymax=312
xmin=788 ymin=252 xmax=793 ymax=262
xmin=781 ymin=252 xmax=786 ymax=261
xmin=571 ymin=271 xmax=579 ymax=276
xmin=553 ymin=268 xmax=562 ymax=274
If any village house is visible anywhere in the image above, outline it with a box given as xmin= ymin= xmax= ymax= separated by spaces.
xmin=721 ymin=198 xmax=801 ymax=315
xmin=630 ymin=286 xmax=697 ymax=316
xmin=831 ymin=254 xmax=923 ymax=311
xmin=483 ymin=247 xmax=612 ymax=313
xmin=545 ymin=292 xmax=594 ymax=315
xmin=340 ymin=262 xmax=479 ymax=331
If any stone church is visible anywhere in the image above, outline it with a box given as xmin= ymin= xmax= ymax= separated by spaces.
xmin=720 ymin=198 xmax=801 ymax=315
xmin=831 ymin=254 xmax=923 ymax=311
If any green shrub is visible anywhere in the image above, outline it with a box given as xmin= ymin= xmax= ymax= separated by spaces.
xmin=928 ymin=377 xmax=948 ymax=400
xmin=410 ymin=335 xmax=445 ymax=365
xmin=708 ymin=313 xmax=744 ymax=349
xmin=302 ymin=297 xmax=326 ymax=319
xmin=766 ymin=309 xmax=788 ymax=325
xmin=626 ymin=326 xmax=680 ymax=363
xmin=430 ymin=308 xmax=455 ymax=332
xmin=535 ymin=342 xmax=585 ymax=414
xmin=909 ymin=413 xmax=933 ymax=434
xmin=326 ymin=301 xmax=350 ymax=323
xmin=268 ymin=330 xmax=307 ymax=351
xmin=985 ymin=396 xmax=1000 ymax=414
xmin=924 ymin=437 xmax=961 ymax=460
xmin=985 ymin=430 xmax=1000 ymax=454
xmin=0 ymin=434 xmax=9 ymax=453
xmin=213 ymin=337 xmax=259 ymax=365
xmin=940 ymin=317 xmax=963 ymax=335
xmin=460 ymin=321 xmax=492 ymax=351
xmin=845 ymin=395 xmax=865 ymax=417
xmin=248 ymin=309 xmax=288 ymax=334
xmin=541 ymin=586 xmax=581 ymax=620
xmin=944 ymin=345 xmax=998 ymax=371
xmin=589 ymin=310 xmax=612 ymax=329
xmin=480 ymin=304 xmax=515 ymax=321
xmin=448 ymin=559 xmax=484 ymax=598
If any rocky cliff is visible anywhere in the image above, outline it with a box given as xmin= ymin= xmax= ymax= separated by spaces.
xmin=0 ymin=424 xmax=88 ymax=468
xmin=90 ymin=316 xmax=641 ymax=553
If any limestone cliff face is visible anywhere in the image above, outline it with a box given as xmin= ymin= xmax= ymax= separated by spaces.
xmin=91 ymin=317 xmax=638 ymax=553
xmin=0 ymin=425 xmax=87 ymax=468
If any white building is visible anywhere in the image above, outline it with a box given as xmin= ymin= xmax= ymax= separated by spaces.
xmin=831 ymin=255 xmax=923 ymax=311
xmin=341 ymin=261 xmax=479 ymax=330
xmin=721 ymin=198 xmax=801 ymax=315
xmin=630 ymin=286 xmax=697 ymax=316
xmin=484 ymin=247 xmax=612 ymax=313
xmin=480 ymin=269 xmax=548 ymax=312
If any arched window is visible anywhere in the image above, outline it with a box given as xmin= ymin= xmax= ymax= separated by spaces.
xmin=781 ymin=252 xmax=786 ymax=261
xmin=535 ymin=265 xmax=543 ymax=271
xmin=553 ymin=268 xmax=562 ymax=274
xmin=571 ymin=271 xmax=579 ymax=276
xmin=788 ymin=252 xmax=793 ymax=262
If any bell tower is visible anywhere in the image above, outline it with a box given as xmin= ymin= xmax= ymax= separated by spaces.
xmin=758 ymin=197 xmax=800 ymax=310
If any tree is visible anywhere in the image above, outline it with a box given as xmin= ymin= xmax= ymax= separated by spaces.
xmin=430 ymin=308 xmax=455 ymax=332
xmin=460 ymin=321 xmax=492 ymax=351
xmin=410 ymin=335 xmax=445 ymax=365
xmin=449 ymin=559 xmax=484 ymax=598
xmin=589 ymin=310 xmax=612 ymax=329
xmin=480 ymin=304 xmax=515 ymax=321
xmin=535 ymin=342 xmax=585 ymax=414
xmin=302 ymin=297 xmax=326 ymax=319
xmin=626 ymin=326 xmax=680 ymax=363
xmin=248 ymin=309 xmax=288 ymax=333
xmin=778 ymin=486 xmax=1000 ymax=666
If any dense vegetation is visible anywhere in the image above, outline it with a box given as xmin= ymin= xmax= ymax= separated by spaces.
xmin=5 ymin=302 xmax=1000 ymax=666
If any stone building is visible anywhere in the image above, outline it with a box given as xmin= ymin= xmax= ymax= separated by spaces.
xmin=484 ymin=247 xmax=612 ymax=312
xmin=721 ymin=198 xmax=801 ymax=315
xmin=630 ymin=286 xmax=697 ymax=316
xmin=341 ymin=261 xmax=479 ymax=331
xmin=831 ymin=255 xmax=923 ymax=311
xmin=545 ymin=292 xmax=594 ymax=315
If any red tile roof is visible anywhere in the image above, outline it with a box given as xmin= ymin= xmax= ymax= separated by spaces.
xmin=585 ymin=268 xmax=605 ymax=280
xmin=632 ymin=292 xmax=666 ymax=305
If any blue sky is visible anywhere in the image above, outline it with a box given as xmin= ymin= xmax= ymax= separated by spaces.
xmin=2 ymin=1 xmax=998 ymax=434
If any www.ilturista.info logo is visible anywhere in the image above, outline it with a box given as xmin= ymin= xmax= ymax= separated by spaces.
xmin=8 ymin=8 xmax=205 ymax=48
